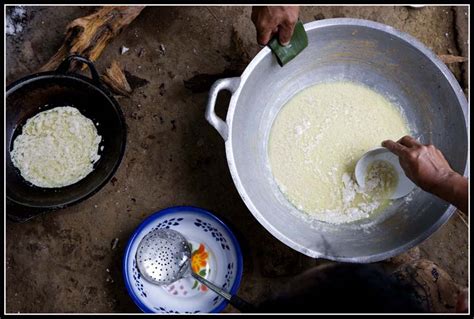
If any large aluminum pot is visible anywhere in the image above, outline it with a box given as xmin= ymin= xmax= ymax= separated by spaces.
xmin=205 ymin=19 xmax=468 ymax=262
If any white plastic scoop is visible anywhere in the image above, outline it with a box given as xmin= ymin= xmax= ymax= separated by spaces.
xmin=355 ymin=147 xmax=416 ymax=199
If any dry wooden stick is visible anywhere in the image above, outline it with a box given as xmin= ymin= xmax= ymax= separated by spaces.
xmin=39 ymin=6 xmax=145 ymax=72
xmin=456 ymin=210 xmax=469 ymax=228
xmin=101 ymin=60 xmax=132 ymax=96
xmin=438 ymin=54 xmax=468 ymax=64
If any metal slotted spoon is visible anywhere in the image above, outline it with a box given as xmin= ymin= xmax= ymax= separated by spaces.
xmin=136 ymin=228 xmax=255 ymax=312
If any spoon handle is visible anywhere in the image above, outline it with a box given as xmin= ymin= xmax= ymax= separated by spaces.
xmin=191 ymin=272 xmax=232 ymax=300
xmin=229 ymin=294 xmax=257 ymax=313
xmin=191 ymin=272 xmax=256 ymax=312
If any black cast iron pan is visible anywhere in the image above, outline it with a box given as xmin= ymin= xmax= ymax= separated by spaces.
xmin=6 ymin=55 xmax=127 ymax=222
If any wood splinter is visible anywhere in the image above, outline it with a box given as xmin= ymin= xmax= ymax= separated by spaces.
xmin=101 ymin=60 xmax=132 ymax=96
xmin=438 ymin=54 xmax=468 ymax=64
xmin=39 ymin=6 xmax=145 ymax=72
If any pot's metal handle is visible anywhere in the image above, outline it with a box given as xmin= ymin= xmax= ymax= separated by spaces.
xmin=205 ymin=77 xmax=241 ymax=141
xmin=56 ymin=54 xmax=101 ymax=84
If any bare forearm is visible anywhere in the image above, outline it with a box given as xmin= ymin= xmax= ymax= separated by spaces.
xmin=382 ymin=136 xmax=468 ymax=214
xmin=430 ymin=173 xmax=468 ymax=214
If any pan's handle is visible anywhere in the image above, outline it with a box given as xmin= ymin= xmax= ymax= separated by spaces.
xmin=205 ymin=77 xmax=241 ymax=141
xmin=56 ymin=54 xmax=101 ymax=84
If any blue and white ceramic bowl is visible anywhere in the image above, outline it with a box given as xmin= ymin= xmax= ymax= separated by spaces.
xmin=123 ymin=206 xmax=243 ymax=313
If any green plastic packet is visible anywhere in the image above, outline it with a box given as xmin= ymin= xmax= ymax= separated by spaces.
xmin=268 ymin=20 xmax=308 ymax=67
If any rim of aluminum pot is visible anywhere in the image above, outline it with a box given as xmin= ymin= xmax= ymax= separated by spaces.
xmin=205 ymin=18 xmax=469 ymax=263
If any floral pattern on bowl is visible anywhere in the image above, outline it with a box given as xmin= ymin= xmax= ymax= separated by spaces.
xmin=123 ymin=206 xmax=243 ymax=313
xmin=191 ymin=243 xmax=210 ymax=292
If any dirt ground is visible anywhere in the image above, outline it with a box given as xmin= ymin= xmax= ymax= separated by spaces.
xmin=5 ymin=5 xmax=469 ymax=313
